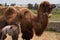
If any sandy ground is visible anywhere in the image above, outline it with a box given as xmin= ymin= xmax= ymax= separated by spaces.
xmin=5 ymin=31 xmax=60 ymax=40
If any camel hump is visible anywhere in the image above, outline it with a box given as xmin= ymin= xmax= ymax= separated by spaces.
xmin=4 ymin=6 xmax=19 ymax=16
xmin=19 ymin=8 xmax=36 ymax=19
xmin=4 ymin=6 xmax=20 ymax=24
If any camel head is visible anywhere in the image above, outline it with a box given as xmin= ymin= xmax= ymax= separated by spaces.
xmin=39 ymin=1 xmax=56 ymax=18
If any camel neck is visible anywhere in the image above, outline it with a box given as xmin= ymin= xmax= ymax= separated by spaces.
xmin=37 ymin=10 xmax=43 ymax=20
xmin=37 ymin=8 xmax=48 ymax=19
xmin=37 ymin=9 xmax=48 ymax=26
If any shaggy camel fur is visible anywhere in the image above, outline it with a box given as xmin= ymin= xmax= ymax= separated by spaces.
xmin=0 ymin=6 xmax=21 ymax=28
xmin=0 ymin=7 xmax=8 ymax=39
xmin=0 ymin=7 xmax=21 ymax=40
xmin=18 ymin=1 xmax=56 ymax=40
xmin=4 ymin=7 xmax=21 ymax=24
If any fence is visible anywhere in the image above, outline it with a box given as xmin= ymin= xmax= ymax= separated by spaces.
xmin=47 ymin=21 xmax=60 ymax=32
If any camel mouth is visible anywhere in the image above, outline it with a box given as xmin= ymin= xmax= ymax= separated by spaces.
xmin=48 ymin=13 xmax=52 ymax=18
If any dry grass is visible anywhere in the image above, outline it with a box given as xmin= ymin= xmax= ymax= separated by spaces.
xmin=5 ymin=31 xmax=60 ymax=40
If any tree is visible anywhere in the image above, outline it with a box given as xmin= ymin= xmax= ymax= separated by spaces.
xmin=34 ymin=3 xmax=38 ymax=10
xmin=0 ymin=4 xmax=2 ymax=6
xmin=10 ymin=3 xmax=16 ymax=6
xmin=27 ymin=3 xmax=33 ymax=9
xmin=5 ymin=3 xmax=7 ymax=6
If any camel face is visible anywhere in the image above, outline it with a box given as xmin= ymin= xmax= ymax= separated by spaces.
xmin=40 ymin=1 xmax=56 ymax=18
xmin=48 ymin=4 xmax=56 ymax=18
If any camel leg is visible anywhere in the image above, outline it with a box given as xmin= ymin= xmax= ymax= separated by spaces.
xmin=0 ymin=31 xmax=2 ymax=39
xmin=1 ymin=35 xmax=7 ymax=40
xmin=22 ymin=33 xmax=31 ymax=40
xmin=23 ymin=38 xmax=30 ymax=40
xmin=0 ymin=32 xmax=7 ymax=40
xmin=12 ymin=34 xmax=18 ymax=40
xmin=21 ymin=27 xmax=33 ymax=40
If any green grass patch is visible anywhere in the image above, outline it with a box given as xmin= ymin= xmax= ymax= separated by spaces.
xmin=49 ymin=13 xmax=60 ymax=21
xmin=49 ymin=10 xmax=60 ymax=21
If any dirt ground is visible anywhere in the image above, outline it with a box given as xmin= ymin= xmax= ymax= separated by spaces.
xmin=5 ymin=31 xmax=60 ymax=40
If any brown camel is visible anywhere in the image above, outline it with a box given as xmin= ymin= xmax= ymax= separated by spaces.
xmin=0 ymin=7 xmax=21 ymax=40
xmin=18 ymin=1 xmax=56 ymax=40
xmin=0 ymin=8 xmax=8 ymax=40
xmin=0 ymin=1 xmax=56 ymax=40
xmin=0 ymin=6 xmax=21 ymax=29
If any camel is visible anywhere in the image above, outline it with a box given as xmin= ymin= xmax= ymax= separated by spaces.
xmin=0 ymin=1 xmax=56 ymax=40
xmin=0 ymin=24 xmax=20 ymax=40
xmin=0 ymin=7 xmax=21 ymax=40
xmin=18 ymin=1 xmax=56 ymax=40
